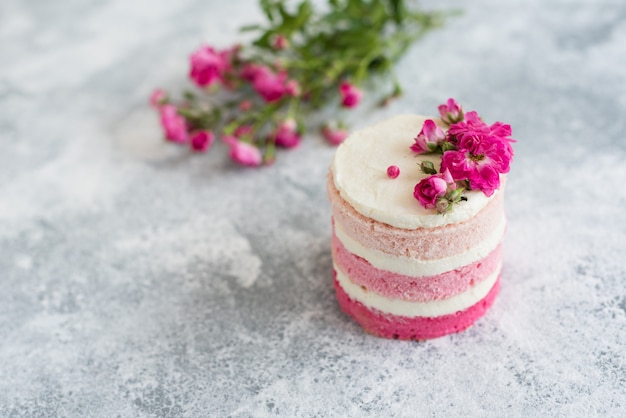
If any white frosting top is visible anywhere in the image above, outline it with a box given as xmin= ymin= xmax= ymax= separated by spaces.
xmin=331 ymin=115 xmax=499 ymax=229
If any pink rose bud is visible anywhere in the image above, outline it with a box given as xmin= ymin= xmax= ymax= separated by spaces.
xmin=225 ymin=138 xmax=262 ymax=167
xmin=413 ymin=175 xmax=449 ymax=209
xmin=189 ymin=45 xmax=228 ymax=87
xmin=273 ymin=35 xmax=289 ymax=50
xmin=221 ymin=135 xmax=237 ymax=146
xmin=339 ymin=81 xmax=362 ymax=108
xmin=219 ymin=46 xmax=236 ymax=68
xmin=321 ymin=125 xmax=348 ymax=146
xmin=274 ymin=119 xmax=301 ymax=148
xmin=438 ymin=98 xmax=464 ymax=125
xmin=149 ymin=89 xmax=167 ymax=108
xmin=190 ymin=130 xmax=214 ymax=152
xmin=159 ymin=105 xmax=188 ymax=144
xmin=436 ymin=198 xmax=450 ymax=213
xmin=239 ymin=100 xmax=253 ymax=111
xmin=387 ymin=165 xmax=400 ymax=179
xmin=241 ymin=63 xmax=264 ymax=82
xmin=252 ymin=67 xmax=286 ymax=103
xmin=285 ymin=79 xmax=301 ymax=97
xmin=410 ymin=119 xmax=446 ymax=154
xmin=234 ymin=125 xmax=253 ymax=138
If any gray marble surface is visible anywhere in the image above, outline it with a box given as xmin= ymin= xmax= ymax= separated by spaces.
xmin=1 ymin=0 xmax=626 ymax=416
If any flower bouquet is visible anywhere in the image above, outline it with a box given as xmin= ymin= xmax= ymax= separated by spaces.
xmin=150 ymin=0 xmax=449 ymax=166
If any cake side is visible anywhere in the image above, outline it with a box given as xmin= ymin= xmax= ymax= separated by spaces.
xmin=328 ymin=170 xmax=505 ymax=339
xmin=332 ymin=233 xmax=503 ymax=302
xmin=327 ymin=100 xmax=514 ymax=340
xmin=334 ymin=271 xmax=501 ymax=340
xmin=327 ymin=174 xmax=506 ymax=260
xmin=334 ymin=262 xmax=500 ymax=317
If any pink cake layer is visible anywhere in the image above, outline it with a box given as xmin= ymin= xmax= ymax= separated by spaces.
xmin=327 ymin=175 xmax=505 ymax=260
xmin=334 ymin=271 xmax=500 ymax=340
xmin=332 ymin=230 xmax=502 ymax=302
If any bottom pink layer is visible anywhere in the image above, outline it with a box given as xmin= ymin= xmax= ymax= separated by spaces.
xmin=334 ymin=271 xmax=500 ymax=340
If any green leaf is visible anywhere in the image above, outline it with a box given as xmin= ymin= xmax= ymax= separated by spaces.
xmin=252 ymin=31 xmax=274 ymax=49
xmin=183 ymin=91 xmax=197 ymax=102
xmin=445 ymin=188 xmax=464 ymax=202
xmin=295 ymin=1 xmax=312 ymax=25
xmin=388 ymin=0 xmax=407 ymax=24
xmin=177 ymin=108 xmax=197 ymax=119
xmin=240 ymin=24 xmax=263 ymax=32
xmin=260 ymin=0 xmax=279 ymax=23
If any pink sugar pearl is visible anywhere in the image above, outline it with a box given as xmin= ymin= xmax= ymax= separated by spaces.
xmin=387 ymin=165 xmax=400 ymax=179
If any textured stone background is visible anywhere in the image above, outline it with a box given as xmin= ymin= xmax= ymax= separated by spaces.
xmin=1 ymin=0 xmax=625 ymax=416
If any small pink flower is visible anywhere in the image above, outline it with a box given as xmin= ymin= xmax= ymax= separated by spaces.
xmin=339 ymin=81 xmax=362 ymax=108
xmin=273 ymin=35 xmax=289 ymax=50
xmin=410 ymin=119 xmax=446 ymax=154
xmin=387 ymin=165 xmax=400 ymax=179
xmin=241 ymin=63 xmax=265 ymax=82
xmin=285 ymin=79 xmax=301 ymax=97
xmin=222 ymin=136 xmax=262 ymax=167
xmin=252 ymin=67 xmax=287 ymax=103
xmin=159 ymin=105 xmax=188 ymax=143
xmin=445 ymin=112 xmax=515 ymax=193
xmin=149 ymin=89 xmax=167 ymax=108
xmin=322 ymin=125 xmax=348 ymax=146
xmin=274 ymin=119 xmax=300 ymax=148
xmin=221 ymin=135 xmax=237 ymax=145
xmin=438 ymin=98 xmax=464 ymax=124
xmin=189 ymin=46 xmax=228 ymax=87
xmin=414 ymin=175 xmax=449 ymax=209
xmin=441 ymin=132 xmax=513 ymax=196
xmin=219 ymin=46 xmax=237 ymax=68
xmin=234 ymin=125 xmax=253 ymax=138
xmin=239 ymin=100 xmax=253 ymax=111
xmin=190 ymin=130 xmax=214 ymax=152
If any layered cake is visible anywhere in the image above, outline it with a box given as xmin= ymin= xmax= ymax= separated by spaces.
xmin=328 ymin=99 xmax=514 ymax=340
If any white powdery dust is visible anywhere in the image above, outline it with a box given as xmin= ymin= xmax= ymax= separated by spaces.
xmin=14 ymin=254 xmax=33 ymax=270
xmin=114 ymin=217 xmax=262 ymax=288
xmin=0 ymin=121 xmax=129 ymax=231
xmin=113 ymin=108 xmax=187 ymax=162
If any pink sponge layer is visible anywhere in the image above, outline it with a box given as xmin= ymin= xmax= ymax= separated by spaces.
xmin=334 ymin=271 xmax=500 ymax=340
xmin=332 ymin=231 xmax=502 ymax=302
xmin=327 ymin=175 xmax=505 ymax=260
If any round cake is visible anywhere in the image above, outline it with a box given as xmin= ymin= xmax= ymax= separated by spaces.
xmin=328 ymin=103 xmax=514 ymax=340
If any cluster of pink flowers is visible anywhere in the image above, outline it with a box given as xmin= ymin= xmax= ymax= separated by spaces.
xmin=151 ymin=42 xmax=364 ymax=167
xmin=411 ymin=98 xmax=515 ymax=213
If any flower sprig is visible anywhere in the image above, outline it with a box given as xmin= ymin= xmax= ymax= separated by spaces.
xmin=151 ymin=0 xmax=449 ymax=166
xmin=412 ymin=99 xmax=515 ymax=213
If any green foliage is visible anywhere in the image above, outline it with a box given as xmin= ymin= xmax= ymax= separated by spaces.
xmin=248 ymin=0 xmax=447 ymax=103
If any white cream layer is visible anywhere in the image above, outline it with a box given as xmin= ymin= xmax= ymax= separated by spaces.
xmin=331 ymin=114 xmax=501 ymax=229
xmin=335 ymin=262 xmax=501 ymax=317
xmin=334 ymin=215 xmax=506 ymax=277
